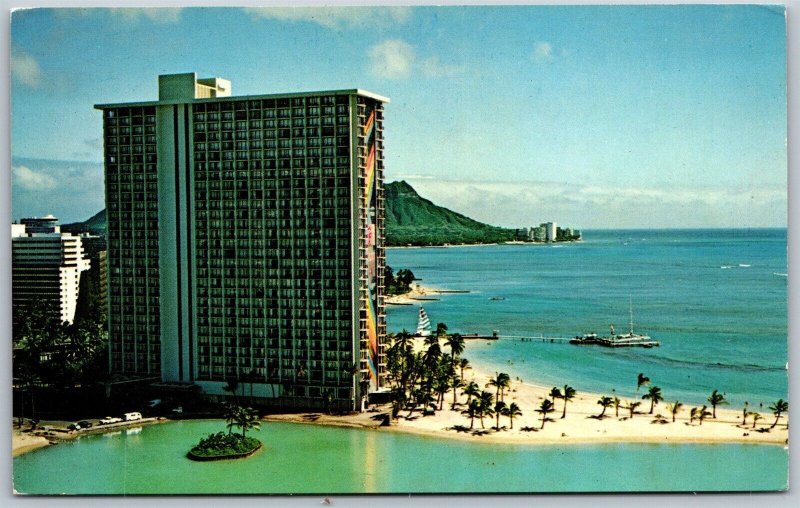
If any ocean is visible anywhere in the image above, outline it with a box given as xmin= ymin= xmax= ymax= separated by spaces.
xmin=13 ymin=229 xmax=789 ymax=494
xmin=386 ymin=229 xmax=788 ymax=408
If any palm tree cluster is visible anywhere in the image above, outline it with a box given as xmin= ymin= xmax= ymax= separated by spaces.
xmin=223 ymin=403 xmax=261 ymax=439
xmin=385 ymin=325 xmax=468 ymax=420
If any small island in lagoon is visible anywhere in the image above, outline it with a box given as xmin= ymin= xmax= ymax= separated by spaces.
xmin=187 ymin=405 xmax=262 ymax=461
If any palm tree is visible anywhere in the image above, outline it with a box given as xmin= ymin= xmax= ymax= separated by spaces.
xmin=223 ymin=376 xmax=240 ymax=404
xmin=596 ymin=396 xmax=613 ymax=418
xmin=741 ymin=401 xmax=749 ymax=426
xmin=462 ymin=381 xmax=480 ymax=406
xmin=642 ymin=385 xmax=664 ymax=414
xmin=689 ymin=407 xmax=699 ymax=424
xmin=435 ymin=322 xmax=449 ymax=339
xmin=458 ymin=358 xmax=471 ymax=384
xmin=223 ymin=403 xmax=240 ymax=435
xmin=697 ymin=405 xmax=712 ymax=426
xmin=488 ymin=372 xmax=511 ymax=402
xmin=494 ymin=401 xmax=507 ymax=430
xmin=478 ymin=391 xmax=495 ymax=429
xmin=561 ymin=385 xmax=576 ymax=419
xmin=769 ymin=399 xmax=788 ymax=429
xmin=613 ymin=396 xmax=621 ymax=418
xmin=636 ymin=373 xmax=650 ymax=392
xmin=624 ymin=401 xmax=641 ymax=419
xmin=549 ymin=387 xmax=563 ymax=410
xmin=463 ymin=399 xmax=480 ymax=429
xmin=444 ymin=333 xmax=465 ymax=362
xmin=707 ymin=390 xmax=727 ymax=418
xmin=503 ymin=402 xmax=522 ymax=429
xmin=449 ymin=372 xmax=464 ymax=409
xmin=751 ymin=412 xmax=762 ymax=429
xmin=537 ymin=399 xmax=555 ymax=429
xmin=667 ymin=401 xmax=683 ymax=423
xmin=236 ymin=407 xmax=261 ymax=439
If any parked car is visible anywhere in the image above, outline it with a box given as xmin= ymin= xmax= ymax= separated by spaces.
xmin=99 ymin=416 xmax=123 ymax=425
xmin=123 ymin=412 xmax=142 ymax=422
xmin=77 ymin=420 xmax=93 ymax=429
xmin=67 ymin=423 xmax=80 ymax=431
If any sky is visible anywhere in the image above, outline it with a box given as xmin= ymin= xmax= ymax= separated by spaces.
xmin=9 ymin=5 xmax=788 ymax=228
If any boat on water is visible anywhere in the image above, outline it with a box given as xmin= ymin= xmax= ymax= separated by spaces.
xmin=570 ymin=299 xmax=660 ymax=348
xmin=415 ymin=307 xmax=432 ymax=337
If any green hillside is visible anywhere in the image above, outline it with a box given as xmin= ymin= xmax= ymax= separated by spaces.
xmin=64 ymin=181 xmax=515 ymax=246
xmin=385 ymin=181 xmax=515 ymax=246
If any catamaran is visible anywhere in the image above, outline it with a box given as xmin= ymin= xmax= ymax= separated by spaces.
xmin=570 ymin=297 xmax=660 ymax=348
xmin=416 ymin=307 xmax=432 ymax=337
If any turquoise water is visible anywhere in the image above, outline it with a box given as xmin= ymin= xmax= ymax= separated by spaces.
xmin=387 ymin=229 xmax=788 ymax=407
xmin=13 ymin=420 xmax=788 ymax=494
xmin=13 ymin=229 xmax=788 ymax=494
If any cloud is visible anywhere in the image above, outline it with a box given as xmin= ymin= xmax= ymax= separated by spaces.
xmin=11 ymin=50 xmax=42 ymax=88
xmin=244 ymin=6 xmax=412 ymax=30
xmin=110 ymin=8 xmax=183 ymax=24
xmin=368 ymin=39 xmax=464 ymax=80
xmin=12 ymin=158 xmax=106 ymax=223
xmin=13 ymin=165 xmax=57 ymax=191
xmin=369 ymin=39 xmax=416 ymax=80
xmin=531 ymin=41 xmax=554 ymax=63
xmin=394 ymin=178 xmax=786 ymax=229
xmin=420 ymin=56 xmax=465 ymax=78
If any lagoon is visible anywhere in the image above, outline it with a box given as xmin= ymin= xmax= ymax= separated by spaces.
xmin=12 ymin=420 xmax=788 ymax=494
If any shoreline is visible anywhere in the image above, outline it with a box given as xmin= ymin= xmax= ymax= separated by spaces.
xmin=385 ymin=282 xmax=467 ymax=305
xmin=386 ymin=240 xmax=581 ymax=250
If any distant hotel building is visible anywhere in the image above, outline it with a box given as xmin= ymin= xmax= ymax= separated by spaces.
xmin=11 ymin=216 xmax=91 ymax=326
xmin=96 ymin=73 xmax=388 ymax=410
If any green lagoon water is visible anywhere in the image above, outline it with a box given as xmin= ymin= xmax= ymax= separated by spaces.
xmin=13 ymin=420 xmax=788 ymax=494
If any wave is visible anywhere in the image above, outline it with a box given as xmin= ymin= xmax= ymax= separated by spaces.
xmin=773 ymin=272 xmax=788 ymax=277
xmin=642 ymin=354 xmax=785 ymax=373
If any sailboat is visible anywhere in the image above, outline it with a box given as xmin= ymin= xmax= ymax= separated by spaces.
xmin=416 ymin=307 xmax=432 ymax=337
xmin=570 ymin=297 xmax=660 ymax=348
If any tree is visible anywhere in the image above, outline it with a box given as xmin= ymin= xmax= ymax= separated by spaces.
xmin=689 ymin=407 xmax=699 ymax=424
xmin=435 ymin=322 xmax=449 ymax=339
xmin=596 ymin=396 xmax=613 ymax=418
xmin=444 ymin=333 xmax=465 ymax=363
xmin=741 ymin=401 xmax=749 ymax=427
xmin=503 ymin=402 xmax=522 ymax=429
xmin=494 ymin=401 xmax=507 ymax=430
xmin=449 ymin=371 xmax=464 ymax=409
xmin=223 ymin=404 xmax=240 ymax=436
xmin=707 ymin=390 xmax=727 ymax=418
xmin=697 ymin=405 xmax=712 ymax=425
xmin=223 ymin=377 xmax=240 ymax=404
xmin=549 ymin=387 xmax=563 ymax=410
xmin=234 ymin=406 xmax=261 ymax=439
xmin=463 ymin=399 xmax=480 ymax=430
xmin=462 ymin=381 xmax=480 ymax=407
xmin=458 ymin=358 xmax=471 ymax=384
xmin=642 ymin=385 xmax=664 ymax=414
xmin=561 ymin=385 xmax=576 ymax=419
xmin=613 ymin=396 xmax=621 ymax=418
xmin=488 ymin=373 xmax=511 ymax=402
xmin=636 ymin=373 xmax=650 ymax=392
xmin=537 ymin=399 xmax=555 ymax=429
xmin=751 ymin=412 xmax=762 ymax=429
xmin=769 ymin=399 xmax=788 ymax=429
xmin=478 ymin=391 xmax=495 ymax=429
xmin=624 ymin=401 xmax=641 ymax=419
xmin=667 ymin=401 xmax=683 ymax=423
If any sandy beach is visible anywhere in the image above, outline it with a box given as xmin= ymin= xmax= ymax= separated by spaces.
xmin=267 ymin=338 xmax=789 ymax=447
xmin=385 ymin=283 xmax=460 ymax=305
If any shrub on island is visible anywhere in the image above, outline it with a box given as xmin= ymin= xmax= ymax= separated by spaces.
xmin=188 ymin=431 xmax=261 ymax=461
xmin=187 ymin=404 xmax=262 ymax=461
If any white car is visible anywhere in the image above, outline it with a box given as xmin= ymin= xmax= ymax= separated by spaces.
xmin=99 ymin=416 xmax=123 ymax=425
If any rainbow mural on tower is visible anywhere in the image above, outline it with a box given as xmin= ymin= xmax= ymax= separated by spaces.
xmin=363 ymin=106 xmax=379 ymax=389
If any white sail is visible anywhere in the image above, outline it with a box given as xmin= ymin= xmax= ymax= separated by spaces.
xmin=417 ymin=307 xmax=431 ymax=337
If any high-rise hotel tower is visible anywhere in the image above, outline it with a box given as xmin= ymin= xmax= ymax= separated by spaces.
xmin=96 ymin=73 xmax=388 ymax=411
